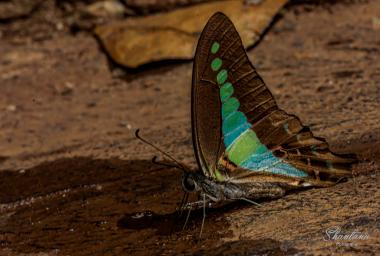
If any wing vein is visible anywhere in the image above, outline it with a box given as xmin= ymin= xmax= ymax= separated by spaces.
xmin=233 ymin=70 xmax=256 ymax=85
xmin=220 ymin=38 xmax=241 ymax=58
xmin=239 ymin=83 xmax=266 ymax=101
xmin=246 ymin=98 xmax=274 ymax=116
xmin=227 ymin=53 xmax=246 ymax=71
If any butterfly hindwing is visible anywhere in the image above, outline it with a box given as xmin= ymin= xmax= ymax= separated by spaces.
xmin=192 ymin=12 xmax=357 ymax=187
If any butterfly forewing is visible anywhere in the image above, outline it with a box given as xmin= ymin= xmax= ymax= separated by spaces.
xmin=192 ymin=12 xmax=357 ymax=186
xmin=192 ymin=15 xmax=228 ymax=178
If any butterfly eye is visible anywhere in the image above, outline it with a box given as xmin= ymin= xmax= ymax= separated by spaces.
xmin=182 ymin=174 xmax=198 ymax=192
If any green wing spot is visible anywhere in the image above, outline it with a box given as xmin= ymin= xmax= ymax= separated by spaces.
xmin=211 ymin=42 xmax=220 ymax=54
xmin=211 ymin=58 xmax=222 ymax=71
xmin=227 ymin=129 xmax=267 ymax=164
xmin=222 ymin=97 xmax=240 ymax=119
xmin=217 ymin=69 xmax=228 ymax=85
xmin=220 ymin=83 xmax=234 ymax=102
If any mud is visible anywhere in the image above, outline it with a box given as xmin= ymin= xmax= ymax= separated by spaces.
xmin=0 ymin=0 xmax=379 ymax=255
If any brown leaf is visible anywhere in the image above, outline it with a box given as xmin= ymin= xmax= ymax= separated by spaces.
xmin=95 ymin=0 xmax=287 ymax=68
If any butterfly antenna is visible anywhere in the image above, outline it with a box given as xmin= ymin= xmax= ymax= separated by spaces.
xmin=135 ymin=129 xmax=189 ymax=172
xmin=151 ymin=156 xmax=181 ymax=169
xmin=170 ymin=192 xmax=190 ymax=234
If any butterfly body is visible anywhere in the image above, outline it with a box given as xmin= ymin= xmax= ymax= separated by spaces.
xmin=188 ymin=12 xmax=357 ymax=204
xmin=182 ymin=171 xmax=287 ymax=205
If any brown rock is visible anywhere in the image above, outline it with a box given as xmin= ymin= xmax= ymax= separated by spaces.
xmin=84 ymin=0 xmax=126 ymax=18
xmin=67 ymin=0 xmax=128 ymax=31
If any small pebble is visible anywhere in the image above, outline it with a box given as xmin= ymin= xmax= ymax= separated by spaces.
xmin=6 ymin=105 xmax=16 ymax=112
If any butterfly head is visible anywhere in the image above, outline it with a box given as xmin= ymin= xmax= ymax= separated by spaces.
xmin=181 ymin=172 xmax=201 ymax=193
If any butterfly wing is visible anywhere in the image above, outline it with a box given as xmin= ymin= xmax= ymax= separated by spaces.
xmin=192 ymin=13 xmax=225 ymax=178
xmin=192 ymin=12 xmax=357 ymax=187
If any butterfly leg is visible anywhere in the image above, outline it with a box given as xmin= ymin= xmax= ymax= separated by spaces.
xmin=182 ymin=193 xmax=213 ymax=235
xmin=183 ymin=195 xmax=213 ymax=209
xmin=170 ymin=192 xmax=189 ymax=233
xmin=178 ymin=192 xmax=189 ymax=216
xmin=181 ymin=198 xmax=202 ymax=231
xmin=199 ymin=193 xmax=206 ymax=239
xmin=182 ymin=204 xmax=192 ymax=231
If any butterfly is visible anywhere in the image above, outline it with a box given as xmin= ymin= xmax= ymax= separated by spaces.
xmin=180 ymin=12 xmax=357 ymax=205
xmin=136 ymin=12 xmax=357 ymax=216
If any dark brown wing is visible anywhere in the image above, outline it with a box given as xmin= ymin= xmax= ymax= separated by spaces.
xmin=192 ymin=12 xmax=357 ymax=184
xmin=192 ymin=13 xmax=227 ymax=178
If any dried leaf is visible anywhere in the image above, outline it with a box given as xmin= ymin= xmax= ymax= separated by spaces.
xmin=95 ymin=0 xmax=287 ymax=68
